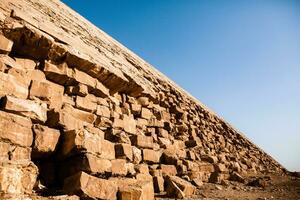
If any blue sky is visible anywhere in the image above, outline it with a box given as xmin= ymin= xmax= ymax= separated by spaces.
xmin=61 ymin=0 xmax=300 ymax=171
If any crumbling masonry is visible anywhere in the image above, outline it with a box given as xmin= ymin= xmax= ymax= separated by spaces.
xmin=0 ymin=0 xmax=284 ymax=199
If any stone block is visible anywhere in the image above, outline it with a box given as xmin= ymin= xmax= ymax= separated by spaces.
xmin=165 ymin=176 xmax=195 ymax=199
xmin=115 ymin=143 xmax=133 ymax=161
xmin=0 ymin=141 xmax=31 ymax=162
xmin=62 ymin=104 xmax=96 ymax=124
xmin=111 ymin=159 xmax=128 ymax=176
xmin=14 ymin=58 xmax=37 ymax=70
xmin=96 ymin=105 xmax=111 ymax=118
xmin=29 ymin=80 xmax=64 ymax=109
xmin=142 ymin=149 xmax=161 ymax=164
xmin=101 ymin=139 xmax=116 ymax=160
xmin=32 ymin=124 xmax=60 ymax=158
xmin=160 ymin=164 xmax=177 ymax=176
xmin=141 ymin=108 xmax=152 ymax=119
xmin=0 ymin=72 xmax=29 ymax=99
xmin=0 ymin=162 xmax=38 ymax=194
xmin=0 ymin=35 xmax=13 ymax=54
xmin=75 ymin=95 xmax=97 ymax=112
xmin=0 ymin=111 xmax=33 ymax=147
xmin=61 ymin=128 xmax=102 ymax=157
xmin=132 ymin=146 xmax=142 ymax=164
xmin=63 ymin=171 xmax=117 ymax=200
xmin=131 ymin=135 xmax=153 ymax=149
xmin=153 ymin=176 xmax=164 ymax=193
xmin=61 ymin=154 xmax=112 ymax=179
xmin=118 ymin=180 xmax=154 ymax=200
xmin=2 ymin=95 xmax=47 ymax=122
xmin=123 ymin=115 xmax=137 ymax=135
xmin=66 ymin=83 xmax=88 ymax=97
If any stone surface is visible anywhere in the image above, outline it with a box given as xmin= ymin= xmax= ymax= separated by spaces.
xmin=63 ymin=171 xmax=118 ymax=199
xmin=0 ymin=162 xmax=38 ymax=194
xmin=0 ymin=35 xmax=13 ymax=54
xmin=0 ymin=72 xmax=29 ymax=99
xmin=0 ymin=111 xmax=33 ymax=147
xmin=2 ymin=95 xmax=47 ymax=122
xmin=32 ymin=124 xmax=60 ymax=158
xmin=165 ymin=176 xmax=196 ymax=199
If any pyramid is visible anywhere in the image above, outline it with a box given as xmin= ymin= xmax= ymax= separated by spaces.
xmin=0 ymin=0 xmax=284 ymax=199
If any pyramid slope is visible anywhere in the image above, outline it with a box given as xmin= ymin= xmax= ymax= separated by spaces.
xmin=0 ymin=0 xmax=284 ymax=199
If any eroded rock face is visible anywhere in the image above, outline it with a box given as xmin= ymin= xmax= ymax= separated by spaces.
xmin=0 ymin=1 xmax=285 ymax=199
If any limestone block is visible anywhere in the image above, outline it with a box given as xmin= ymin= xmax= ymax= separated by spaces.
xmin=123 ymin=115 xmax=136 ymax=134
xmin=96 ymin=105 xmax=111 ymax=118
xmin=61 ymin=128 xmax=102 ymax=157
xmin=115 ymin=143 xmax=133 ymax=161
xmin=14 ymin=58 xmax=36 ymax=70
xmin=132 ymin=146 xmax=142 ymax=164
xmin=142 ymin=149 xmax=161 ymax=164
xmin=62 ymin=104 xmax=96 ymax=124
xmin=0 ymin=111 xmax=33 ymax=147
xmin=0 ymin=35 xmax=13 ymax=54
xmin=66 ymin=84 xmax=88 ymax=97
xmin=153 ymin=176 xmax=164 ymax=193
xmin=0 ymin=162 xmax=38 ymax=194
xmin=111 ymin=159 xmax=127 ymax=176
xmin=61 ymin=154 xmax=112 ymax=178
xmin=0 ymin=72 xmax=29 ymax=99
xmin=101 ymin=139 xmax=115 ymax=160
xmin=47 ymin=110 xmax=86 ymax=131
xmin=2 ymin=95 xmax=47 ymax=122
xmin=63 ymin=172 xmax=118 ymax=199
xmin=141 ymin=108 xmax=152 ymax=119
xmin=75 ymin=95 xmax=97 ymax=112
xmin=131 ymin=135 xmax=153 ymax=149
xmin=165 ymin=176 xmax=195 ymax=199
xmin=32 ymin=124 xmax=60 ymax=158
xmin=0 ymin=141 xmax=31 ymax=162
xmin=160 ymin=165 xmax=177 ymax=176
xmin=118 ymin=180 xmax=154 ymax=200
xmin=131 ymin=103 xmax=141 ymax=115
xmin=29 ymin=80 xmax=64 ymax=109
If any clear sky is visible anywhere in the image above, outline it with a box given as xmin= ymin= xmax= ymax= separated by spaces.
xmin=61 ymin=0 xmax=300 ymax=171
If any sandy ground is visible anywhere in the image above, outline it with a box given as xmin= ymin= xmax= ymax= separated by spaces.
xmin=156 ymin=173 xmax=300 ymax=200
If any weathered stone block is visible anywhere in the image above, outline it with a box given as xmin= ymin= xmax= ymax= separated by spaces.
xmin=132 ymin=146 xmax=142 ymax=164
xmin=0 ymin=141 xmax=31 ymax=162
xmin=153 ymin=176 xmax=164 ymax=193
xmin=2 ymin=95 xmax=47 ymax=122
xmin=111 ymin=159 xmax=128 ymax=176
xmin=61 ymin=128 xmax=102 ymax=157
xmin=131 ymin=135 xmax=153 ymax=149
xmin=29 ymin=80 xmax=64 ymax=109
xmin=0 ymin=162 xmax=38 ymax=194
xmin=142 ymin=149 xmax=161 ymax=163
xmin=160 ymin=164 xmax=177 ymax=176
xmin=101 ymin=139 xmax=115 ymax=160
xmin=75 ymin=95 xmax=97 ymax=112
xmin=141 ymin=108 xmax=152 ymax=119
xmin=14 ymin=58 xmax=36 ymax=70
xmin=115 ymin=143 xmax=133 ymax=161
xmin=0 ymin=111 xmax=33 ymax=147
xmin=0 ymin=35 xmax=13 ymax=54
xmin=66 ymin=83 xmax=88 ymax=97
xmin=96 ymin=105 xmax=111 ymax=118
xmin=118 ymin=180 xmax=154 ymax=200
xmin=32 ymin=124 xmax=60 ymax=158
xmin=165 ymin=176 xmax=195 ymax=199
xmin=63 ymin=171 xmax=118 ymax=199
xmin=0 ymin=72 xmax=29 ymax=99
